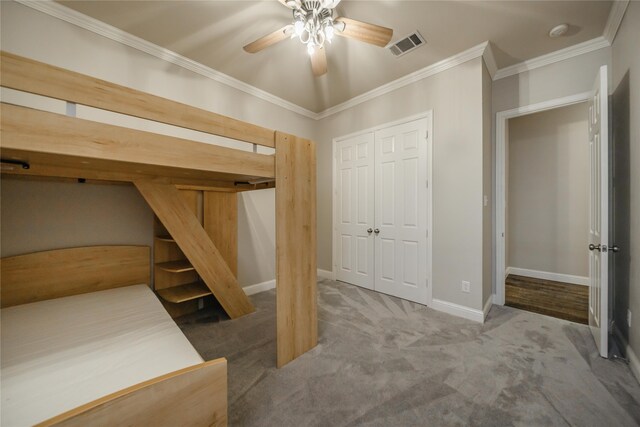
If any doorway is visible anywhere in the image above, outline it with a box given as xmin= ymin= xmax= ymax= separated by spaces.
xmin=332 ymin=113 xmax=433 ymax=305
xmin=504 ymin=102 xmax=590 ymax=324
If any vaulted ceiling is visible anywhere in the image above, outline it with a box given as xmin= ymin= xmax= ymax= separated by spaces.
xmin=58 ymin=1 xmax=613 ymax=113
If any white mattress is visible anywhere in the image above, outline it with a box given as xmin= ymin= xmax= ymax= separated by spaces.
xmin=1 ymin=285 xmax=203 ymax=427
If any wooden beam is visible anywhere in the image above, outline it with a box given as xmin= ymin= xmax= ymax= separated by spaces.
xmin=1 ymin=103 xmax=275 ymax=180
xmin=1 ymin=51 xmax=275 ymax=148
xmin=204 ymin=192 xmax=238 ymax=277
xmin=134 ymin=180 xmax=254 ymax=319
xmin=38 ymin=359 xmax=227 ymax=427
xmin=275 ymin=132 xmax=318 ymax=367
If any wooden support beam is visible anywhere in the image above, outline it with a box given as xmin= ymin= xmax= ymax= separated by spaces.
xmin=275 ymin=132 xmax=318 ymax=368
xmin=134 ymin=180 xmax=254 ymax=319
xmin=204 ymin=192 xmax=238 ymax=277
xmin=1 ymin=103 xmax=274 ymax=181
xmin=1 ymin=51 xmax=275 ymax=148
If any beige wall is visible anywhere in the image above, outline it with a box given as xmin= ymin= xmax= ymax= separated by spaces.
xmin=0 ymin=179 xmax=154 ymax=257
xmin=482 ymin=62 xmax=493 ymax=306
xmin=507 ymin=103 xmax=589 ymax=277
xmin=316 ymin=57 xmax=487 ymax=310
xmin=611 ymin=2 xmax=640 ymax=372
xmin=0 ymin=1 xmax=316 ymax=288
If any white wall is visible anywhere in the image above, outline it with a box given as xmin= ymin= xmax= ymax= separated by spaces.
xmin=0 ymin=1 xmax=316 ymax=287
xmin=611 ymin=1 xmax=640 ymax=376
xmin=507 ymin=103 xmax=589 ymax=278
xmin=316 ymin=57 xmax=488 ymax=311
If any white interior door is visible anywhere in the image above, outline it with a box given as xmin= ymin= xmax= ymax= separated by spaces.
xmin=588 ymin=65 xmax=609 ymax=358
xmin=374 ymin=119 xmax=428 ymax=303
xmin=335 ymin=132 xmax=375 ymax=289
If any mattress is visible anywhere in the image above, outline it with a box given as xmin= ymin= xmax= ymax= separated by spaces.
xmin=1 ymin=285 xmax=203 ymax=426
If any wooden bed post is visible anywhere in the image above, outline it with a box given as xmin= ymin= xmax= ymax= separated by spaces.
xmin=275 ymin=132 xmax=318 ymax=368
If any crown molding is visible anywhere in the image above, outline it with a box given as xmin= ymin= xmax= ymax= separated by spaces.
xmin=15 ymin=0 xmax=318 ymax=120
xmin=14 ymin=0 xmax=624 ymax=120
xmin=603 ymin=0 xmax=629 ymax=44
xmin=315 ymin=41 xmax=488 ymax=120
xmin=493 ymin=36 xmax=610 ymax=81
xmin=482 ymin=42 xmax=498 ymax=79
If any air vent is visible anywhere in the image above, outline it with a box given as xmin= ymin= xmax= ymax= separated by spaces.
xmin=389 ymin=31 xmax=426 ymax=57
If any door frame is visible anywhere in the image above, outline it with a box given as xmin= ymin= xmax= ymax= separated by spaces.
xmin=331 ymin=111 xmax=434 ymax=306
xmin=494 ymin=92 xmax=591 ymax=305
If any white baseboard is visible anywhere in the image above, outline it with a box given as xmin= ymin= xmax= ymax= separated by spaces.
xmin=317 ymin=269 xmax=333 ymax=280
xmin=506 ymin=266 xmax=588 ymax=286
xmin=431 ymin=299 xmax=485 ymax=323
xmin=243 ymin=269 xmax=333 ymax=296
xmin=483 ymin=295 xmax=493 ymax=319
xmin=242 ymin=279 xmax=276 ymax=296
xmin=614 ymin=328 xmax=640 ymax=384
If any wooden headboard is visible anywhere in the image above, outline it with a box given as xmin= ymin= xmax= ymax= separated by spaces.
xmin=0 ymin=245 xmax=150 ymax=308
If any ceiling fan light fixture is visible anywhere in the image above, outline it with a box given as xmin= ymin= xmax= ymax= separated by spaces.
xmin=307 ymin=43 xmax=316 ymax=56
xmin=325 ymin=24 xmax=334 ymax=42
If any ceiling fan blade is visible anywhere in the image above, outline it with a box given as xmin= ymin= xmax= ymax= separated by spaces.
xmin=310 ymin=47 xmax=327 ymax=77
xmin=278 ymin=0 xmax=301 ymax=9
xmin=243 ymin=25 xmax=293 ymax=53
xmin=334 ymin=17 xmax=393 ymax=47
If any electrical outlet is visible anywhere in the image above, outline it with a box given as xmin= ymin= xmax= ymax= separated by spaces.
xmin=461 ymin=281 xmax=471 ymax=293
xmin=628 ymin=309 xmax=632 ymax=328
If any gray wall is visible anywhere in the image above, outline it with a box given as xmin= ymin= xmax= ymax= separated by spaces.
xmin=507 ymin=103 xmax=589 ymax=278
xmin=611 ymin=1 xmax=640 ymax=373
xmin=316 ymin=57 xmax=488 ymax=310
xmin=0 ymin=1 xmax=316 ymax=288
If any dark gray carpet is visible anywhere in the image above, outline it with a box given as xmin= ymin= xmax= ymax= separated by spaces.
xmin=178 ymin=279 xmax=640 ymax=426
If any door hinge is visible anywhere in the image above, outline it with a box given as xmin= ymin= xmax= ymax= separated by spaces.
xmin=426 ymin=229 xmax=429 ymax=238
xmin=425 ymin=131 xmax=429 ymax=140
xmin=426 ymin=278 xmax=429 ymax=287
xmin=426 ymin=180 xmax=429 ymax=188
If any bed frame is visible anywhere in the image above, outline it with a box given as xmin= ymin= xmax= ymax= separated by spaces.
xmin=0 ymin=245 xmax=227 ymax=427
xmin=0 ymin=51 xmax=317 ymax=368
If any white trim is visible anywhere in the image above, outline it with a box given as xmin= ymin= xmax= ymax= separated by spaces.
xmin=16 ymin=0 xmax=317 ymax=119
xmin=494 ymin=91 xmax=591 ymax=306
xmin=244 ymin=269 xmax=334 ymax=296
xmin=603 ymin=1 xmax=630 ymax=44
xmin=482 ymin=43 xmax=498 ymax=79
xmin=431 ymin=299 xmax=485 ymax=323
xmin=614 ymin=328 xmax=640 ymax=384
xmin=332 ymin=111 xmax=434 ymax=306
xmin=316 ymin=42 xmax=488 ymax=119
xmin=483 ymin=295 xmax=493 ymax=320
xmin=493 ymin=37 xmax=610 ymax=80
xmin=506 ymin=267 xmax=588 ymax=286
xmin=243 ymin=279 xmax=276 ymax=296
xmin=317 ymin=269 xmax=333 ymax=280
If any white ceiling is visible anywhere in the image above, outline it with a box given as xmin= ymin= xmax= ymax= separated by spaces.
xmin=57 ymin=1 xmax=613 ymax=113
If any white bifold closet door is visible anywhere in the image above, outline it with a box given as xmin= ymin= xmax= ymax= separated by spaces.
xmin=336 ymin=117 xmax=429 ymax=304
xmin=336 ymin=132 xmax=375 ymax=289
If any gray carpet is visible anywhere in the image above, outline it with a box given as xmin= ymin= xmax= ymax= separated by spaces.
xmin=178 ymin=279 xmax=640 ymax=426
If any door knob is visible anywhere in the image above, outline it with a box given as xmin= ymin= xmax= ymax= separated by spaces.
xmin=374 ymin=228 xmax=380 ymax=234
xmin=367 ymin=228 xmax=373 ymax=234
xmin=610 ymin=245 xmax=620 ymax=253
xmin=589 ymin=243 xmax=601 ymax=252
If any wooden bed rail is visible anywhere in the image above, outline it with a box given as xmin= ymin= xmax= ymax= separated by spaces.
xmin=1 ymin=51 xmax=275 ymax=148
xmin=37 ymin=358 xmax=227 ymax=427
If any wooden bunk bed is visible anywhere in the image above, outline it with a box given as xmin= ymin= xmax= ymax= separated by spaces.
xmin=0 ymin=51 xmax=317 ymax=425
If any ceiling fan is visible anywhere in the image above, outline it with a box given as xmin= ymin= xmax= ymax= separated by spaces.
xmin=243 ymin=0 xmax=393 ymax=77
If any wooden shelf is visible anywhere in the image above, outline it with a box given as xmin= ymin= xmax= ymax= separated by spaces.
xmin=157 ymin=282 xmax=212 ymax=304
xmin=155 ymin=235 xmax=175 ymax=243
xmin=156 ymin=260 xmax=195 ymax=273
